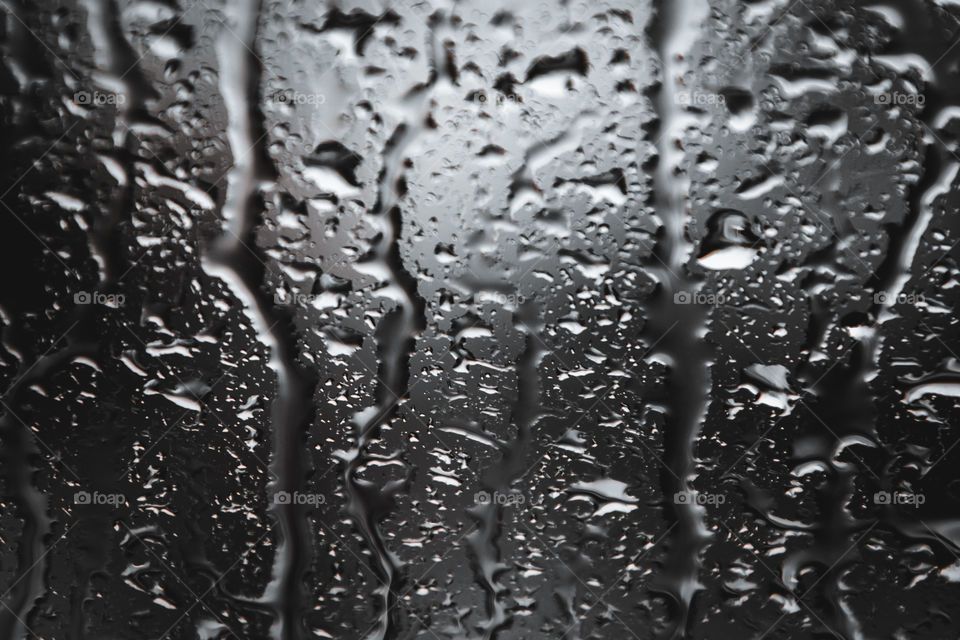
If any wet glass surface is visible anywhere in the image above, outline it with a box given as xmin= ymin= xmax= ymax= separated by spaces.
xmin=1 ymin=0 xmax=960 ymax=638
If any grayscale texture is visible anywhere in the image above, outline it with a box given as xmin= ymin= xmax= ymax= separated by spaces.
xmin=1 ymin=1 xmax=959 ymax=639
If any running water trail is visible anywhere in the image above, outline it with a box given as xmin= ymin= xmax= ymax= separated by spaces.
xmin=0 ymin=1 xmax=148 ymax=637
xmin=201 ymin=1 xmax=313 ymax=638
xmin=779 ymin=5 xmax=960 ymax=634
xmin=645 ymin=1 xmax=712 ymax=636
xmin=469 ymin=300 xmax=541 ymax=640
xmin=867 ymin=0 xmax=960 ymax=333
xmin=0 ymin=343 xmax=52 ymax=640
xmin=842 ymin=0 xmax=960 ymax=597
xmin=81 ymin=0 xmax=152 ymax=284
xmin=341 ymin=18 xmax=443 ymax=637
xmin=341 ymin=147 xmax=425 ymax=639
